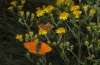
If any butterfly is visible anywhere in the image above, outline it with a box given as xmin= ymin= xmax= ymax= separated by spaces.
xmin=24 ymin=41 xmax=52 ymax=54
xmin=38 ymin=22 xmax=54 ymax=31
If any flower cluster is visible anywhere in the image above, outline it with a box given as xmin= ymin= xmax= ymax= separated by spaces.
xmin=8 ymin=0 xmax=26 ymax=11
xmin=36 ymin=5 xmax=54 ymax=17
xmin=16 ymin=34 xmax=23 ymax=41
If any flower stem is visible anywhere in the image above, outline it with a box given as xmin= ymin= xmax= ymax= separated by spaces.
xmin=69 ymin=49 xmax=78 ymax=59
xmin=45 ymin=35 xmax=50 ymax=42
xmin=23 ymin=20 xmax=33 ymax=41
xmin=57 ymin=34 xmax=62 ymax=44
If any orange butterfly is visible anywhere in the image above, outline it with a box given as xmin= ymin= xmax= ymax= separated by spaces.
xmin=24 ymin=41 xmax=52 ymax=54
xmin=38 ymin=23 xmax=54 ymax=31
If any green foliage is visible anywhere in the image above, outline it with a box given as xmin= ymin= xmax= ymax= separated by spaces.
xmin=1 ymin=0 xmax=100 ymax=65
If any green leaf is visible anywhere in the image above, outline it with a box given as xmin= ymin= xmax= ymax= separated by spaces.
xmin=88 ymin=44 xmax=93 ymax=49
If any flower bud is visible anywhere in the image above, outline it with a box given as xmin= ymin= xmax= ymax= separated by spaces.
xmin=84 ymin=40 xmax=89 ymax=46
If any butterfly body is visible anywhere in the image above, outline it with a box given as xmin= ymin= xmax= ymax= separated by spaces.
xmin=36 ymin=41 xmax=42 ymax=53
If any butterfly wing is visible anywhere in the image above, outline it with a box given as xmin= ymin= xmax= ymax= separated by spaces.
xmin=24 ymin=41 xmax=37 ymax=54
xmin=37 ymin=42 xmax=52 ymax=54
xmin=38 ymin=23 xmax=54 ymax=31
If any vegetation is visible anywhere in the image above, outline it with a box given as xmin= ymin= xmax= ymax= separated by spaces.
xmin=0 ymin=0 xmax=100 ymax=65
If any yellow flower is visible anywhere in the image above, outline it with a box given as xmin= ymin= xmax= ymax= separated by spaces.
xmin=17 ymin=5 xmax=23 ymax=10
xmin=25 ymin=33 xmax=29 ymax=37
xmin=71 ymin=5 xmax=80 ymax=11
xmin=36 ymin=7 xmax=41 ymax=10
xmin=26 ymin=11 xmax=30 ymax=17
xmin=59 ymin=12 xmax=69 ymax=20
xmin=18 ymin=18 xmax=22 ymax=22
xmin=16 ymin=34 xmax=23 ymax=41
xmin=91 ymin=54 xmax=95 ymax=58
xmin=38 ymin=29 xmax=47 ymax=35
xmin=36 ymin=9 xmax=44 ymax=17
xmin=43 ymin=5 xmax=54 ymax=13
xmin=73 ymin=10 xmax=82 ymax=18
xmin=89 ymin=9 xmax=96 ymax=15
xmin=65 ymin=41 xmax=70 ymax=46
xmin=56 ymin=0 xmax=65 ymax=5
xmin=66 ymin=0 xmax=74 ymax=5
xmin=87 ymin=54 xmax=95 ymax=60
xmin=25 ymin=33 xmax=29 ymax=42
xmin=86 ymin=25 xmax=91 ymax=31
xmin=31 ymin=13 xmax=35 ymax=20
xmin=29 ymin=31 xmax=33 ymax=36
xmin=83 ymin=5 xmax=88 ymax=12
xmin=56 ymin=27 xmax=66 ymax=34
xmin=8 ymin=6 xmax=13 ymax=11
xmin=84 ymin=40 xmax=89 ymax=46
xmin=21 ymin=0 xmax=26 ymax=5
xmin=10 ymin=1 xmax=17 ymax=6
xmin=19 ymin=11 xmax=24 ymax=16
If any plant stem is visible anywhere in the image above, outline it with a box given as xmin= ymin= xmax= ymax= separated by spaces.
xmin=78 ymin=30 xmax=81 ymax=61
xmin=77 ymin=19 xmax=81 ymax=65
xmin=45 ymin=35 xmax=50 ymax=42
xmin=69 ymin=49 xmax=78 ymax=59
xmin=97 ymin=7 xmax=100 ymax=25
xmin=23 ymin=20 xmax=33 ymax=41
xmin=64 ymin=22 xmax=77 ymax=39
xmin=57 ymin=34 xmax=62 ymax=44
xmin=79 ymin=0 xmax=81 ymax=6
xmin=41 ymin=55 xmax=47 ymax=65
xmin=55 ymin=46 xmax=68 ymax=65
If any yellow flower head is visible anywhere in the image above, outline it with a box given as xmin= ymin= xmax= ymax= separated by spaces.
xmin=17 ymin=5 xmax=23 ymax=10
xmin=25 ymin=33 xmax=29 ymax=37
xmin=36 ymin=9 xmax=44 ymax=17
xmin=87 ymin=54 xmax=95 ymax=60
xmin=38 ymin=29 xmax=47 ymax=35
xmin=59 ymin=12 xmax=69 ymax=20
xmin=19 ymin=11 xmax=24 ymax=16
xmin=91 ymin=54 xmax=95 ymax=58
xmin=89 ymin=9 xmax=96 ymax=15
xmin=43 ymin=5 xmax=54 ymax=13
xmin=84 ymin=40 xmax=89 ymax=46
xmin=73 ymin=10 xmax=82 ymax=18
xmin=66 ymin=0 xmax=74 ymax=5
xmin=86 ymin=25 xmax=91 ymax=31
xmin=26 ymin=11 xmax=30 ymax=17
xmin=29 ymin=31 xmax=33 ymax=36
xmin=21 ymin=0 xmax=26 ymax=5
xmin=16 ymin=34 xmax=23 ymax=41
xmin=71 ymin=5 xmax=80 ymax=11
xmin=65 ymin=41 xmax=70 ymax=46
xmin=83 ymin=5 xmax=88 ymax=12
xmin=8 ymin=6 xmax=13 ymax=11
xmin=25 ymin=33 xmax=29 ymax=42
xmin=56 ymin=27 xmax=66 ymax=34
xmin=56 ymin=0 xmax=65 ymax=5
xmin=10 ymin=1 xmax=17 ymax=6
xmin=31 ymin=13 xmax=35 ymax=20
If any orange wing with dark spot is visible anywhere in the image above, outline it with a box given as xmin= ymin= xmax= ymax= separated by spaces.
xmin=24 ymin=41 xmax=52 ymax=54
